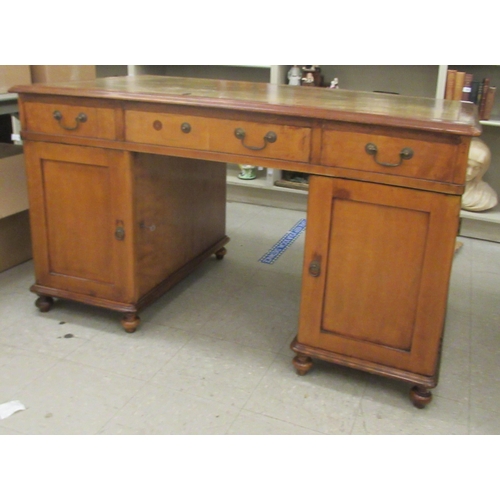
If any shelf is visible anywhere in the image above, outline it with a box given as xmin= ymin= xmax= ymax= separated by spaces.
xmin=227 ymin=175 xmax=309 ymax=195
xmin=0 ymin=93 xmax=19 ymax=115
xmin=460 ymin=206 xmax=500 ymax=242
xmin=226 ymin=163 xmax=307 ymax=211
xmin=481 ymin=119 xmax=500 ymax=127
xmin=226 ymin=163 xmax=307 ymax=195
xmin=461 ymin=205 xmax=500 ymax=222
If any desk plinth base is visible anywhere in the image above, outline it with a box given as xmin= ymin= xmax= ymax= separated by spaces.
xmin=31 ymin=237 xmax=229 ymax=333
xmin=290 ymin=337 xmax=437 ymax=409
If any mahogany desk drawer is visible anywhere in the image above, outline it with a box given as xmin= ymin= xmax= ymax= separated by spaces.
xmin=321 ymin=126 xmax=464 ymax=184
xmin=24 ymin=102 xmax=117 ymax=140
xmin=125 ymin=110 xmax=312 ymax=162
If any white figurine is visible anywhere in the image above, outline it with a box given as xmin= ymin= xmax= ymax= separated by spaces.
xmin=329 ymin=78 xmax=339 ymax=89
xmin=288 ymin=66 xmax=301 ymax=86
xmin=462 ymin=137 xmax=498 ymax=212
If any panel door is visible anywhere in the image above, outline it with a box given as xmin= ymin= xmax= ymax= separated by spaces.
xmin=298 ymin=175 xmax=461 ymax=376
xmin=23 ymin=141 xmax=135 ymax=303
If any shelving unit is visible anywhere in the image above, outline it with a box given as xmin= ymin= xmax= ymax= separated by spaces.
xmin=444 ymin=65 xmax=500 ymax=241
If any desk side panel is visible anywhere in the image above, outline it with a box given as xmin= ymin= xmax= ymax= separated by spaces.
xmin=133 ymin=154 xmax=227 ymax=298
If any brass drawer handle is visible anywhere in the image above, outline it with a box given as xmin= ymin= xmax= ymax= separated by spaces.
xmin=234 ymin=128 xmax=277 ymax=151
xmin=365 ymin=143 xmax=414 ymax=167
xmin=53 ymin=110 xmax=87 ymax=131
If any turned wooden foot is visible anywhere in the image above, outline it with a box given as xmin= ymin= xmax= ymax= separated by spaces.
xmin=35 ymin=295 xmax=54 ymax=313
xmin=215 ymin=247 xmax=227 ymax=260
xmin=410 ymin=385 xmax=433 ymax=409
xmin=121 ymin=313 xmax=140 ymax=333
xmin=292 ymin=354 xmax=313 ymax=376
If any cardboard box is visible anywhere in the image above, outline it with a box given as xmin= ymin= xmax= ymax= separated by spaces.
xmin=0 ymin=65 xmax=32 ymax=93
xmin=0 ymin=210 xmax=32 ymax=273
xmin=30 ymin=65 xmax=96 ymax=83
xmin=0 ymin=144 xmax=29 ymax=219
xmin=0 ymin=143 xmax=32 ymax=273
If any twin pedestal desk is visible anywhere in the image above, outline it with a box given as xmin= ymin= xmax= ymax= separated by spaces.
xmin=11 ymin=76 xmax=481 ymax=408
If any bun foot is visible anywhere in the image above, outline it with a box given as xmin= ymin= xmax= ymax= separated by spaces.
xmin=215 ymin=247 xmax=227 ymax=260
xmin=121 ymin=313 xmax=140 ymax=333
xmin=35 ymin=295 xmax=54 ymax=313
xmin=293 ymin=354 xmax=313 ymax=376
xmin=410 ymin=385 xmax=433 ymax=409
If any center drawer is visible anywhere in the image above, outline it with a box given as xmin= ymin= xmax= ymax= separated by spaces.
xmin=125 ymin=110 xmax=312 ymax=162
xmin=321 ymin=124 xmax=466 ymax=184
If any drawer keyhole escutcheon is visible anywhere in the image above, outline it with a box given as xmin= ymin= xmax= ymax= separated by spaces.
xmin=365 ymin=143 xmax=414 ymax=168
xmin=309 ymin=260 xmax=321 ymax=277
xmin=234 ymin=128 xmax=277 ymax=151
xmin=115 ymin=226 xmax=125 ymax=241
xmin=53 ymin=110 xmax=87 ymax=131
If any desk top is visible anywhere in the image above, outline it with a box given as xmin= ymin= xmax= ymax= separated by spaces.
xmin=11 ymin=75 xmax=481 ymax=137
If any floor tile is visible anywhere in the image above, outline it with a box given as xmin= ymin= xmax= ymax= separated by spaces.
xmin=469 ymin=406 xmax=500 ymax=434
xmin=0 ymin=290 xmax=40 ymax=332
xmin=226 ymin=201 xmax=266 ymax=233
xmin=101 ymin=382 xmax=240 ymax=434
xmin=65 ymin=323 xmax=191 ymax=381
xmin=243 ymin=356 xmax=365 ymax=434
xmin=0 ymin=260 xmax=35 ymax=294
xmin=2 ymin=360 xmax=145 ymax=434
xmin=227 ymin=409 xmax=321 ymax=435
xmin=140 ymin=286 xmax=228 ymax=333
xmin=0 ymin=313 xmax=102 ymax=358
xmin=351 ymin=392 xmax=469 ymax=435
xmin=0 ymin=345 xmax=59 ymax=401
xmin=151 ymin=334 xmax=276 ymax=408
xmin=200 ymin=299 xmax=298 ymax=353
xmin=0 ymin=424 xmax=23 ymax=435
xmin=470 ymin=346 xmax=500 ymax=414
xmin=437 ymin=344 xmax=471 ymax=403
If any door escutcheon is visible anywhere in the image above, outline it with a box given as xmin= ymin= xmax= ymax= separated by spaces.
xmin=309 ymin=260 xmax=321 ymax=277
xmin=115 ymin=226 xmax=125 ymax=241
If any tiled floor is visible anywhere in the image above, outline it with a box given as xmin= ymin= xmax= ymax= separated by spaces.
xmin=0 ymin=201 xmax=499 ymax=434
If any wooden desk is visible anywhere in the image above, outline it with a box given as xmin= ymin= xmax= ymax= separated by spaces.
xmin=11 ymin=76 xmax=481 ymax=407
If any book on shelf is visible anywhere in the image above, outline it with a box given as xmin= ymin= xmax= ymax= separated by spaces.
xmin=445 ymin=70 xmax=468 ymax=101
xmin=462 ymin=73 xmax=473 ymax=101
xmin=483 ymin=86 xmax=497 ymax=120
xmin=444 ymin=70 xmax=496 ymax=120
xmin=453 ymin=71 xmax=466 ymax=100
xmin=478 ymin=78 xmax=490 ymax=119
xmin=445 ymin=69 xmax=456 ymax=100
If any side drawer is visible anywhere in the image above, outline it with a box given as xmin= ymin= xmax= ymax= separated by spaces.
xmin=24 ymin=101 xmax=117 ymax=140
xmin=321 ymin=124 xmax=466 ymax=184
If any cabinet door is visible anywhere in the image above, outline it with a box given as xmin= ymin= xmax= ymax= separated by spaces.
xmin=298 ymin=175 xmax=461 ymax=376
xmin=23 ymin=142 xmax=135 ymax=303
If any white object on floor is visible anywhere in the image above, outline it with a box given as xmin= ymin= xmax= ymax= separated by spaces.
xmin=0 ymin=400 xmax=26 ymax=420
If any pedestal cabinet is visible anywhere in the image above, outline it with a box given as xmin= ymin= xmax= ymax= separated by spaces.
xmin=291 ymin=175 xmax=462 ymax=407
xmin=23 ymin=141 xmax=228 ymax=332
